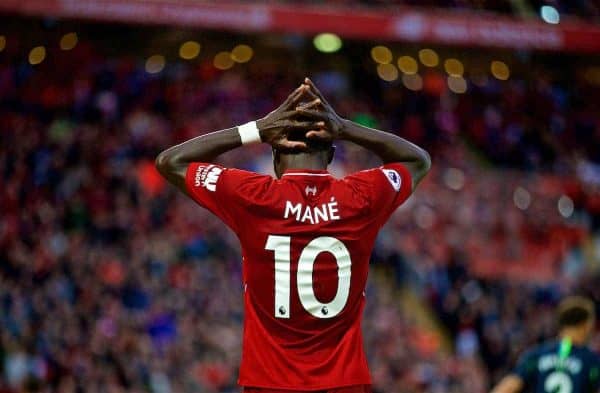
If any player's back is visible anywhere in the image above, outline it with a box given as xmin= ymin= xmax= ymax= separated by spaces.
xmin=514 ymin=340 xmax=600 ymax=393
xmin=184 ymin=163 xmax=412 ymax=390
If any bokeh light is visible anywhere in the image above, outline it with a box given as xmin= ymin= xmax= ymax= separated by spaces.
xmin=377 ymin=63 xmax=399 ymax=82
xmin=371 ymin=45 xmax=393 ymax=64
xmin=558 ymin=195 xmax=574 ymax=218
xmin=513 ymin=187 xmax=531 ymax=210
xmin=313 ymin=33 xmax=342 ymax=53
xmin=0 ymin=36 xmax=5 ymax=52
xmin=145 ymin=55 xmax=165 ymax=74
xmin=414 ymin=205 xmax=435 ymax=229
xmin=402 ymin=73 xmax=423 ymax=91
xmin=231 ymin=44 xmax=253 ymax=63
xmin=443 ymin=168 xmax=465 ymax=190
xmin=541 ymin=5 xmax=560 ymax=24
xmin=444 ymin=58 xmax=464 ymax=76
xmin=214 ymin=51 xmax=235 ymax=70
xmin=491 ymin=61 xmax=510 ymax=80
xmin=60 ymin=32 xmax=78 ymax=51
xmin=418 ymin=48 xmax=439 ymax=67
xmin=179 ymin=41 xmax=201 ymax=60
xmin=447 ymin=76 xmax=467 ymax=93
xmin=397 ymin=55 xmax=418 ymax=74
xmin=28 ymin=46 xmax=46 ymax=65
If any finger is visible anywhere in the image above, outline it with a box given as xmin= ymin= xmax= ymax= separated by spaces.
xmin=306 ymin=129 xmax=333 ymax=141
xmin=300 ymin=88 xmax=320 ymax=102
xmin=278 ymin=140 xmax=308 ymax=150
xmin=297 ymin=98 xmax=321 ymax=111
xmin=304 ymin=77 xmax=327 ymax=103
xmin=281 ymin=85 xmax=307 ymax=109
xmin=284 ymin=85 xmax=309 ymax=109
xmin=295 ymin=108 xmax=326 ymax=119
xmin=279 ymin=120 xmax=325 ymax=129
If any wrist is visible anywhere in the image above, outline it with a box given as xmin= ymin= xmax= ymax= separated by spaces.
xmin=256 ymin=118 xmax=267 ymax=141
xmin=339 ymin=118 xmax=352 ymax=140
xmin=238 ymin=120 xmax=262 ymax=145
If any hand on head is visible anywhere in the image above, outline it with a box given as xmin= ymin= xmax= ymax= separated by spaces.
xmin=257 ymin=78 xmax=343 ymax=152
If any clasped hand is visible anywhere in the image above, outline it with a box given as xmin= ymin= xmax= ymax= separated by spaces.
xmin=257 ymin=78 xmax=345 ymax=151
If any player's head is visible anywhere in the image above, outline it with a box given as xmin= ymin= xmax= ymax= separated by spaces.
xmin=272 ymin=128 xmax=334 ymax=178
xmin=557 ymin=296 xmax=596 ymax=342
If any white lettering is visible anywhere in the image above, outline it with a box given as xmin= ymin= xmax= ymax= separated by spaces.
xmin=538 ymin=355 xmax=582 ymax=374
xmin=301 ymin=207 xmax=314 ymax=224
xmin=194 ymin=167 xmax=203 ymax=187
xmin=284 ymin=199 xmax=341 ymax=224
xmin=327 ymin=199 xmax=340 ymax=220
xmin=313 ymin=205 xmax=328 ymax=224
xmin=203 ymin=167 xmax=222 ymax=192
xmin=284 ymin=201 xmax=302 ymax=220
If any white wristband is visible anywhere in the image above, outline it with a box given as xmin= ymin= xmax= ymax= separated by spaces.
xmin=238 ymin=121 xmax=261 ymax=145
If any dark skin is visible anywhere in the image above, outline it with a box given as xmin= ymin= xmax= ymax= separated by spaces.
xmin=156 ymin=78 xmax=431 ymax=193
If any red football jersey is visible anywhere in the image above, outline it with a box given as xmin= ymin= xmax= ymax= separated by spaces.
xmin=184 ymin=163 xmax=412 ymax=390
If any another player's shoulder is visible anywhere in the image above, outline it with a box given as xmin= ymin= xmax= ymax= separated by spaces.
xmin=518 ymin=341 xmax=555 ymax=364
xmin=578 ymin=345 xmax=600 ymax=364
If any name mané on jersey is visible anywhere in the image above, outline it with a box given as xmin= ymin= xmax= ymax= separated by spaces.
xmin=193 ymin=165 xmax=403 ymax=226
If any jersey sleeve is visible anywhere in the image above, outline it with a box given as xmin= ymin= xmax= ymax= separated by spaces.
xmin=344 ymin=163 xmax=413 ymax=225
xmin=184 ymin=163 xmax=260 ymax=232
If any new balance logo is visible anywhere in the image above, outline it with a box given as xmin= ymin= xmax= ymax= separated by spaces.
xmin=194 ymin=165 xmax=223 ymax=192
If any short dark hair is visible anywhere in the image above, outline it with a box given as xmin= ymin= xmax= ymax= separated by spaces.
xmin=557 ymin=296 xmax=595 ymax=329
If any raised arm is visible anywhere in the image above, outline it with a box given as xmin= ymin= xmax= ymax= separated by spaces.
xmin=339 ymin=119 xmax=431 ymax=187
xmin=297 ymin=78 xmax=431 ymax=188
xmin=155 ymin=85 xmax=317 ymax=193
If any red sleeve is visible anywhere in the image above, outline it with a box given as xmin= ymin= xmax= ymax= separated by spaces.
xmin=184 ymin=163 xmax=262 ymax=232
xmin=344 ymin=163 xmax=413 ymax=225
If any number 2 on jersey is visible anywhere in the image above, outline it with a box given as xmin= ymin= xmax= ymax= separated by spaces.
xmin=545 ymin=371 xmax=573 ymax=393
xmin=265 ymin=235 xmax=351 ymax=319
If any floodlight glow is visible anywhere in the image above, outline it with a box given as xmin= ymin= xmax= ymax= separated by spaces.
xmin=313 ymin=33 xmax=342 ymax=53
xmin=398 ymin=56 xmax=418 ymax=75
xmin=447 ymin=76 xmax=467 ymax=94
xmin=491 ymin=61 xmax=510 ymax=80
xmin=541 ymin=6 xmax=560 ymax=24
xmin=29 ymin=46 xmax=46 ymax=65
xmin=418 ymin=49 xmax=439 ymax=67
xmin=231 ymin=44 xmax=253 ymax=63
xmin=371 ymin=46 xmax=392 ymax=64
xmin=60 ymin=32 xmax=78 ymax=51
xmin=377 ymin=63 xmax=399 ymax=82
xmin=214 ymin=52 xmax=234 ymax=70
xmin=402 ymin=74 xmax=423 ymax=91
xmin=145 ymin=55 xmax=165 ymax=74
xmin=179 ymin=41 xmax=201 ymax=60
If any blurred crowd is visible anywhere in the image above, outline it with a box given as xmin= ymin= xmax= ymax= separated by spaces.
xmin=1 ymin=26 xmax=600 ymax=393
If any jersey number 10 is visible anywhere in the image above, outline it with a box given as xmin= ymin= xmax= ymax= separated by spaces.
xmin=265 ymin=235 xmax=352 ymax=319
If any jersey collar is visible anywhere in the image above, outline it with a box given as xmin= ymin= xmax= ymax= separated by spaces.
xmin=282 ymin=169 xmax=332 ymax=177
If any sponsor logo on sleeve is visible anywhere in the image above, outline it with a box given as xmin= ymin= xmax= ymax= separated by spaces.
xmin=194 ymin=165 xmax=223 ymax=192
xmin=381 ymin=168 xmax=401 ymax=192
